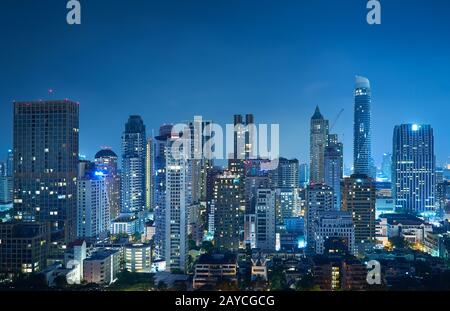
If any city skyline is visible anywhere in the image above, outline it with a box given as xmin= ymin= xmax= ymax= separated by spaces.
xmin=0 ymin=0 xmax=449 ymax=167
xmin=1 ymin=1 xmax=450 ymax=294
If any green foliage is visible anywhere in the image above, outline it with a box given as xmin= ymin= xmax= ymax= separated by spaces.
xmin=108 ymin=271 xmax=155 ymax=291
xmin=390 ymin=236 xmax=409 ymax=249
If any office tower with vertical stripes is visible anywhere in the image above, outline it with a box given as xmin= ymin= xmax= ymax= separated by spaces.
xmin=324 ymin=134 xmax=344 ymax=210
xmin=392 ymin=124 xmax=436 ymax=214
xmin=13 ymin=100 xmax=79 ymax=243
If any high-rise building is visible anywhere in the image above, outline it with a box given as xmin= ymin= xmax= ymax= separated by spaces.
xmin=324 ymin=134 xmax=343 ymax=210
xmin=94 ymin=149 xmax=120 ymax=220
xmin=270 ymin=158 xmax=299 ymax=188
xmin=305 ymin=183 xmax=334 ymax=253
xmin=213 ymin=172 xmax=245 ymax=253
xmin=310 ymin=106 xmax=329 ymax=183
xmin=13 ymin=100 xmax=79 ymax=243
xmin=229 ymin=114 xmax=254 ymax=177
xmin=392 ymin=124 xmax=436 ymax=214
xmin=164 ymin=133 xmax=192 ymax=272
xmin=186 ymin=117 xmax=214 ymax=204
xmin=353 ymin=76 xmax=373 ymax=177
xmin=381 ymin=153 xmax=392 ymax=181
xmin=145 ymin=138 xmax=154 ymax=210
xmin=299 ymin=163 xmax=309 ymax=187
xmin=154 ymin=124 xmax=173 ymax=260
xmin=255 ymin=189 xmax=276 ymax=252
xmin=121 ymin=115 xmax=146 ymax=213
xmin=77 ymin=161 xmax=110 ymax=240
xmin=275 ymin=188 xmax=300 ymax=225
xmin=341 ymin=174 xmax=376 ymax=254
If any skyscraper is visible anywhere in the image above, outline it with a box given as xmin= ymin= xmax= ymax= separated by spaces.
xmin=121 ymin=116 xmax=146 ymax=213
xmin=165 ymin=133 xmax=192 ymax=272
xmin=310 ymin=106 xmax=329 ymax=183
xmin=229 ymin=114 xmax=254 ymax=177
xmin=213 ymin=172 xmax=245 ymax=253
xmin=381 ymin=153 xmax=392 ymax=181
xmin=305 ymin=183 xmax=334 ymax=253
xmin=146 ymin=137 xmax=154 ymax=210
xmin=353 ymin=76 xmax=373 ymax=177
xmin=255 ymin=188 xmax=276 ymax=252
xmin=187 ymin=117 xmax=213 ymax=204
xmin=77 ymin=161 xmax=110 ymax=240
xmin=270 ymin=158 xmax=299 ymax=189
xmin=299 ymin=163 xmax=310 ymax=188
xmin=341 ymin=174 xmax=376 ymax=254
xmin=13 ymin=100 xmax=79 ymax=243
xmin=154 ymin=124 xmax=173 ymax=260
xmin=392 ymin=124 xmax=436 ymax=214
xmin=324 ymin=134 xmax=343 ymax=210
xmin=94 ymin=149 xmax=120 ymax=220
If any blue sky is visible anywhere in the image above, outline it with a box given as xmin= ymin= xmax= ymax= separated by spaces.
xmin=0 ymin=0 xmax=449 ymax=167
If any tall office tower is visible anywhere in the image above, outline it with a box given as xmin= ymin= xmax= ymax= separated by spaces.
xmin=299 ymin=163 xmax=310 ymax=187
xmin=269 ymin=158 xmax=299 ymax=188
xmin=324 ymin=134 xmax=344 ymax=210
xmin=313 ymin=211 xmax=355 ymax=255
xmin=381 ymin=153 xmax=392 ymax=181
xmin=94 ymin=149 xmax=120 ymax=220
xmin=353 ymin=76 xmax=373 ymax=177
xmin=310 ymin=106 xmax=329 ymax=183
xmin=187 ymin=117 xmax=213 ymax=204
xmin=305 ymin=183 xmax=334 ymax=253
xmin=206 ymin=166 xmax=223 ymax=234
xmin=341 ymin=174 xmax=376 ymax=254
xmin=13 ymin=100 xmax=79 ymax=243
xmin=213 ymin=172 xmax=245 ymax=253
xmin=145 ymin=137 xmax=154 ymax=210
xmin=154 ymin=125 xmax=173 ymax=260
xmin=392 ymin=124 xmax=436 ymax=214
xmin=255 ymin=189 xmax=276 ymax=252
xmin=164 ymin=133 xmax=192 ymax=273
xmin=229 ymin=114 xmax=254 ymax=177
xmin=77 ymin=161 xmax=110 ymax=240
xmin=121 ymin=115 xmax=147 ymax=213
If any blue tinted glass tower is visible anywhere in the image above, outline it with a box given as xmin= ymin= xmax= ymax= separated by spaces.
xmin=353 ymin=76 xmax=373 ymax=177
xmin=392 ymin=124 xmax=436 ymax=214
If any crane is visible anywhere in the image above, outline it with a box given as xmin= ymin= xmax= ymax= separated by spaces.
xmin=330 ymin=108 xmax=344 ymax=132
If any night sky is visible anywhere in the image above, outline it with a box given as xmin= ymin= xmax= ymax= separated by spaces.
xmin=0 ymin=0 xmax=449 ymax=168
